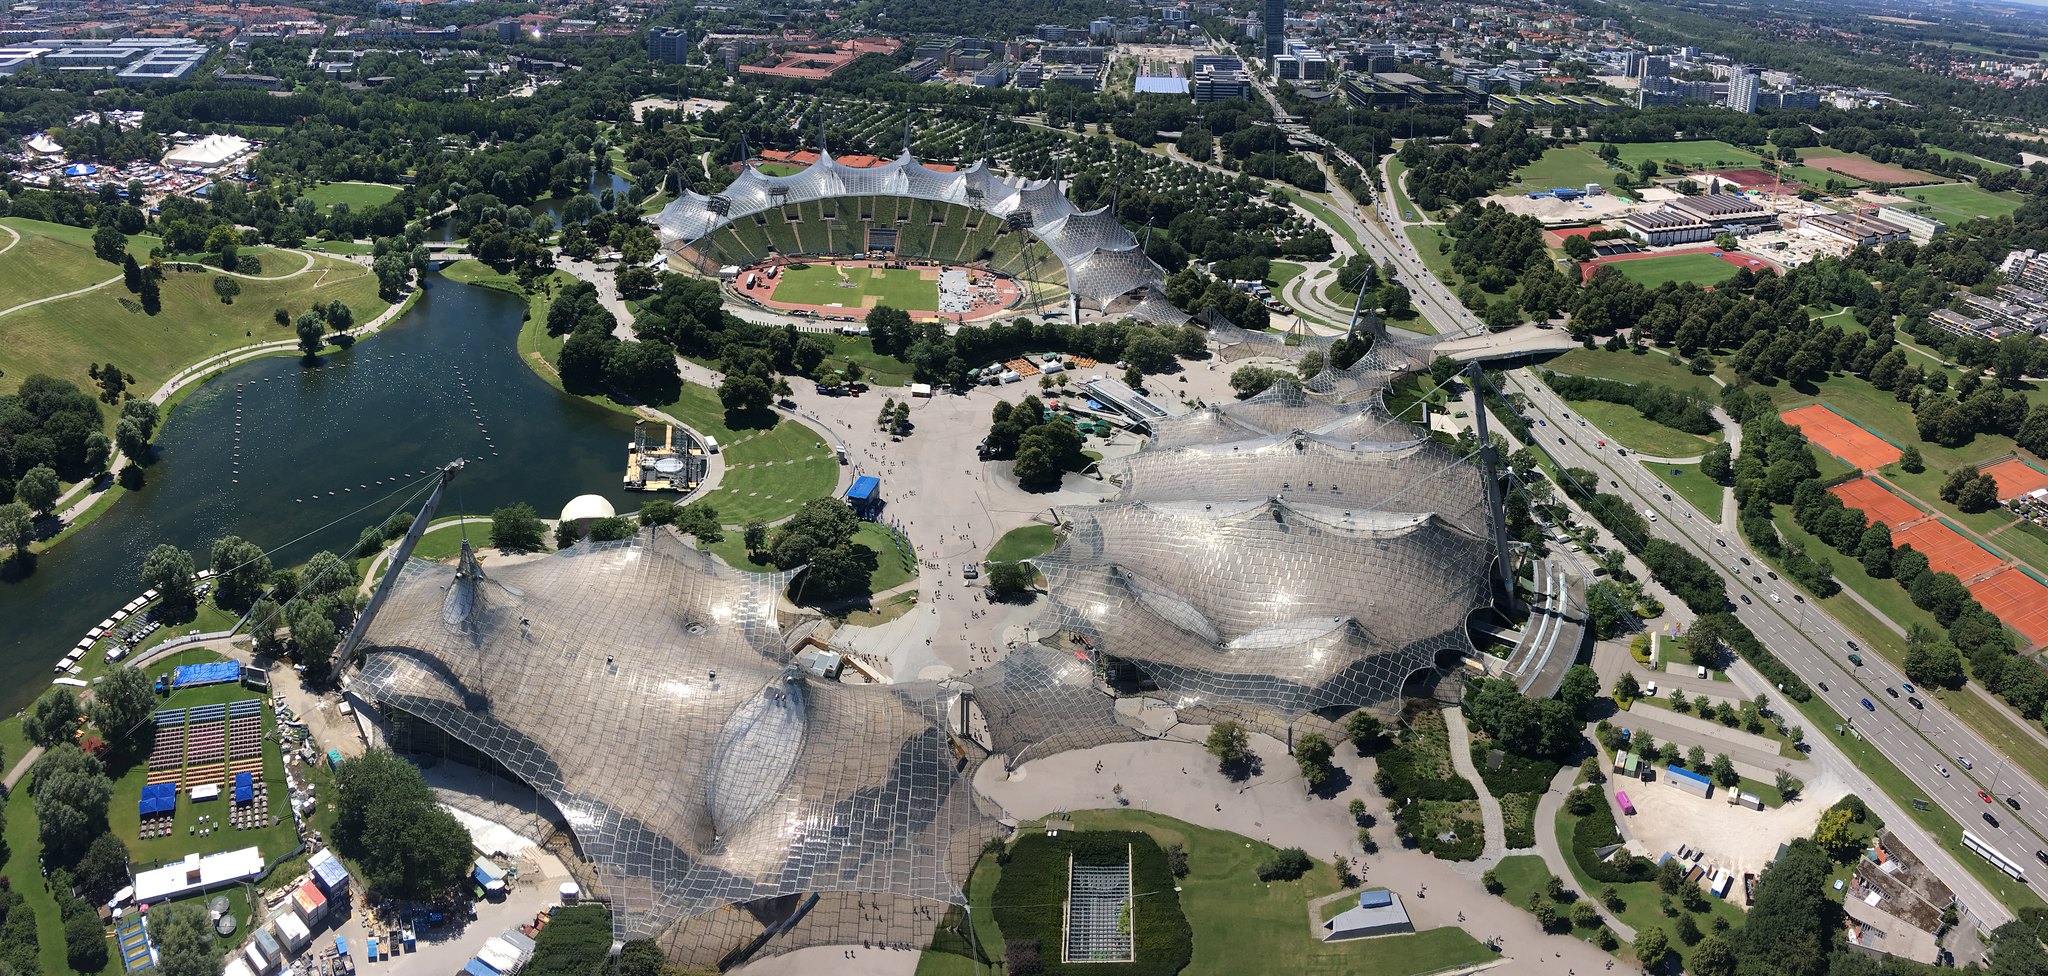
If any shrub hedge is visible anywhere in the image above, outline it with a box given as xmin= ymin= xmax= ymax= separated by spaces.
xmin=991 ymin=830 xmax=1193 ymax=976
xmin=524 ymin=904 xmax=614 ymax=976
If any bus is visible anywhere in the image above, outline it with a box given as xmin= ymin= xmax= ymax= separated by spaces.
xmin=1963 ymin=829 xmax=2027 ymax=882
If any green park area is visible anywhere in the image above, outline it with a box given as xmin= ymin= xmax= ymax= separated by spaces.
xmin=1541 ymin=347 xmax=1721 ymax=398
xmin=1892 ymin=182 xmax=2025 ymax=224
xmin=705 ymin=520 xmax=913 ymax=600
xmin=772 ymin=263 xmax=939 ymax=311
xmin=294 ymin=181 xmax=402 ymax=211
xmin=1606 ymin=252 xmax=1741 ymax=289
xmin=922 ymin=809 xmax=1494 ymax=976
xmin=1921 ymin=146 xmax=2012 ymax=172
xmin=1606 ymin=141 xmax=1762 ymax=171
xmin=0 ymin=223 xmax=390 ymax=407
xmin=1504 ymin=146 xmax=1625 ymax=197
xmin=1567 ymin=398 xmax=1721 ymax=458
xmin=1548 ymin=807 xmax=1749 ymax=970
xmin=0 ymin=218 xmax=157 ymax=311
xmin=756 ymin=161 xmax=806 ymax=177
xmin=1643 ymin=460 xmax=1725 ymax=520
xmin=987 ymin=524 xmax=1058 ymax=564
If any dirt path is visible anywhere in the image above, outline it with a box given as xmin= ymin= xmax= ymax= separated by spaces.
xmin=0 ymin=223 xmax=20 ymax=258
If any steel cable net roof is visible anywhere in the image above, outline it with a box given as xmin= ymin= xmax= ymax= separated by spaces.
xmin=1036 ymin=497 xmax=1492 ymax=718
xmin=1107 ymin=433 xmax=1490 ymax=538
xmin=652 ymin=151 xmax=1180 ymax=317
xmin=1148 ymin=381 xmax=1413 ymax=449
xmin=354 ymin=531 xmax=978 ymax=953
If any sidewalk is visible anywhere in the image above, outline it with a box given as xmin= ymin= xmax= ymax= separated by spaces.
xmin=1444 ymin=707 xmax=1507 ymax=863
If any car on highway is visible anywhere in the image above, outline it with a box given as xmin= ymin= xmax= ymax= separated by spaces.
xmin=1981 ymin=790 xmax=1995 ymax=803
xmin=1740 ymin=557 xmax=1752 ymax=566
xmin=1662 ymin=492 xmax=1671 ymax=501
xmin=1886 ymin=687 xmax=1900 ymax=698
xmin=1597 ymin=440 xmax=1606 ymax=448
xmin=2009 ymin=796 xmax=2023 ymax=810
xmin=1752 ymin=575 xmax=1762 ymax=584
xmin=1768 ymin=571 xmax=1779 ymax=580
xmin=2036 ymin=850 xmax=2048 ymax=867
xmin=1558 ymin=437 xmax=1565 ymax=445
xmin=1770 ymin=594 xmax=1782 ymax=603
xmin=1741 ymin=595 xmax=1752 ymax=605
xmin=1986 ymin=812 xmax=2001 ymax=828
xmin=1902 ymin=682 xmax=1914 ymax=693
xmin=1937 ymin=764 xmax=1950 ymax=777
xmin=1860 ymin=698 xmax=1875 ymax=711
xmin=1538 ymin=419 xmax=1547 ymax=426
xmin=1848 ymin=640 xmax=1860 ymax=650
xmin=1849 ymin=654 xmax=1864 ymax=666
xmin=1959 ymin=755 xmax=1975 ymax=769
xmin=1793 ymin=594 xmax=1804 ymax=602
xmin=1908 ymin=696 xmax=1924 ymax=709
xmin=1818 ymin=681 xmax=1829 ymax=692
xmin=1717 ymin=539 xmax=1727 ymax=547
xmin=1611 ymin=480 xmax=1618 ymax=488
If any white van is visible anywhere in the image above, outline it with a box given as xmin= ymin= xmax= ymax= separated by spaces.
xmin=1697 ymin=665 xmax=1708 ymax=679
xmin=1643 ymin=509 xmax=1657 ymax=522
xmin=1643 ymin=681 xmax=1657 ymax=697
xmin=704 ymin=436 xmax=721 ymax=454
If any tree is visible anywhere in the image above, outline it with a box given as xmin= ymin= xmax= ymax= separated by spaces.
xmin=74 ymin=831 xmax=132 ymax=905
xmin=586 ymin=516 xmax=636 ymax=542
xmin=1580 ymin=756 xmax=1606 ymax=784
xmin=1341 ymin=711 xmax=1387 ymax=752
xmin=93 ymin=224 xmax=127 ymax=264
xmin=1255 ymin=847 xmax=1311 ymax=881
xmin=0 ymin=502 xmax=32 ymax=559
xmin=288 ymin=601 xmax=339 ymax=678
xmin=29 ymin=744 xmax=111 ymax=864
xmin=153 ymin=902 xmax=224 ymax=976
xmin=1614 ymin=672 xmax=1640 ymax=701
xmin=90 ymin=665 xmax=157 ymax=754
xmin=326 ymin=301 xmax=354 ymax=331
xmin=139 ymin=272 xmax=160 ymax=315
xmin=297 ymin=314 xmax=325 ymax=355
xmin=1775 ymin=769 xmax=1801 ymax=801
xmin=1812 ymin=806 xmax=1862 ymax=860
xmin=208 ymin=535 xmax=271 ymax=612
xmin=1691 ymin=933 xmax=1736 ymax=976
xmin=1735 ymin=840 xmax=1837 ymax=976
xmin=247 ymin=597 xmax=285 ymax=654
xmin=12 ymin=463 xmax=59 ymax=517
xmin=1676 ymin=910 xmax=1702 ymax=945
xmin=1294 ymin=731 xmax=1335 ymax=788
xmin=141 ymin=543 xmax=196 ymax=618
xmin=1632 ymin=924 xmax=1670 ymax=971
xmin=1557 ymin=664 xmax=1599 ymax=717
xmin=1205 ymin=720 xmax=1252 ymax=773
xmin=1710 ymin=752 xmax=1738 ymax=787
xmin=1687 ymin=744 xmax=1707 ymax=769
xmin=212 ymin=275 xmax=241 ymax=304
xmin=25 ymin=686 xmax=80 ymax=748
xmin=743 ymin=519 xmax=768 ymax=555
xmin=1899 ymin=445 xmax=1925 ymax=473
xmin=1563 ymin=234 xmax=1595 ymax=261
xmin=334 ymin=749 xmax=475 ymax=898
xmin=987 ymin=561 xmax=1034 ymax=596
xmin=1701 ymin=442 xmax=1733 ymax=485
xmin=490 ymin=502 xmax=547 ymax=553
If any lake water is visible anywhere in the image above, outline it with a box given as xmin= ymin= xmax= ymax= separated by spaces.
xmin=0 ymin=275 xmax=638 ymax=713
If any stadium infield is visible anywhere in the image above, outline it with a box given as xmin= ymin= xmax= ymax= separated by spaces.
xmin=733 ymin=258 xmax=1022 ymax=322
xmin=1971 ymin=569 xmax=2048 ymax=650
xmin=1780 ymin=404 xmax=1903 ymax=470
xmin=1830 ymin=476 xmax=1925 ymax=528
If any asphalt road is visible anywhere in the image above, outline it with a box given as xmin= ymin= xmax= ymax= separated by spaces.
xmin=1509 ymin=372 xmax=2048 ymax=915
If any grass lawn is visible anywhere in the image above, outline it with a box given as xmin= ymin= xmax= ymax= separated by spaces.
xmin=1504 ymin=146 xmax=1624 ymax=198
xmin=1407 ymin=224 xmax=1456 ymax=286
xmin=0 ymin=218 xmax=157 ymax=311
xmin=774 ymin=263 xmax=937 ymax=310
xmin=1606 ymin=141 xmax=1762 ymax=171
xmin=756 ymin=162 xmax=805 ymax=177
xmin=1607 ymin=252 xmax=1739 ymax=289
xmin=1784 ymin=164 xmax=1865 ymax=191
xmin=1268 ymin=261 xmax=1308 ymax=292
xmin=705 ymin=521 xmax=913 ymax=599
xmin=817 ymin=333 xmax=915 ymax=387
xmin=1541 ymin=347 xmax=1721 ymax=398
xmin=1643 ymin=461 xmax=1725 ymax=521
xmin=2 ymin=775 xmax=74 ymax=975
xmin=302 ymin=239 xmax=375 ymax=255
xmin=1384 ymin=156 xmax=1418 ymax=219
xmin=991 ymin=810 xmax=1495 ymax=976
xmin=1892 ymin=182 xmax=2025 ymax=224
xmin=1566 ymin=399 xmax=1720 ymax=458
xmin=0 ymin=250 xmax=390 ymax=406
xmin=987 ymin=524 xmax=1057 ymax=564
xmin=1922 ymin=146 xmax=2013 ymax=173
xmin=1552 ymin=808 xmax=1748 ymax=970
xmin=296 ymin=181 xmax=401 ymax=211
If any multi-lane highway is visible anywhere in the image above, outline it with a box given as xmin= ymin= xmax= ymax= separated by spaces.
xmin=1509 ymin=372 xmax=2047 ymax=917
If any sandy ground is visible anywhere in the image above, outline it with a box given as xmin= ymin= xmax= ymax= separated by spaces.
xmin=1609 ymin=766 xmax=1841 ymax=879
xmin=1485 ymin=192 xmax=1634 ymax=225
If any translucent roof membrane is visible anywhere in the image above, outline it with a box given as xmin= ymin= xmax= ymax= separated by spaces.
xmin=357 ymin=530 xmax=977 ymax=953
xmin=652 ymin=152 xmax=1180 ymax=319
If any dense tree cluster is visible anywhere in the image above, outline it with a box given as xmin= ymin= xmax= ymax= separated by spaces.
xmin=1540 ymin=371 xmax=1720 ymax=436
xmin=765 ymin=498 xmax=875 ymax=601
xmin=984 ymin=396 xmax=1088 ymax=491
xmin=0 ymin=376 xmax=107 ymax=506
xmin=1397 ymin=123 xmax=1547 ymax=213
xmin=333 ymin=749 xmax=475 ymax=899
xmin=1464 ymin=678 xmax=1580 ymax=759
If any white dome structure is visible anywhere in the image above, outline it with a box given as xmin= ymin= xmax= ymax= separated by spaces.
xmin=559 ymin=494 xmax=615 ymax=529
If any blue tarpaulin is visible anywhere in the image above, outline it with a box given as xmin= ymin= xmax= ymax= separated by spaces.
xmin=846 ymin=476 xmax=880 ymax=501
xmin=234 ymin=772 xmax=252 ymax=804
xmin=137 ymin=782 xmax=176 ymax=817
xmin=464 ymin=960 xmax=499 ymax=976
xmin=170 ymin=662 xmax=239 ymax=688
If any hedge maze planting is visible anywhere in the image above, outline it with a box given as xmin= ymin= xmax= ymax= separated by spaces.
xmin=992 ymin=830 xmax=1193 ymax=976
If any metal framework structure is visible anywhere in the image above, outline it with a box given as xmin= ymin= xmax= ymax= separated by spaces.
xmin=652 ymin=151 xmax=1185 ymax=320
xmin=354 ymin=530 xmax=988 ymax=965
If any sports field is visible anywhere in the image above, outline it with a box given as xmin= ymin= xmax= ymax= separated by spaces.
xmin=1971 ymin=569 xmax=2048 ymax=649
xmin=1797 ymin=149 xmax=1944 ymax=186
xmin=1780 ymin=404 xmax=1902 ymax=470
xmin=1608 ymin=140 xmax=1762 ymax=171
xmin=1603 ymin=251 xmax=1744 ymax=288
xmin=1830 ymin=476 xmax=1924 ymax=528
xmin=1503 ymin=146 xmax=1623 ymax=197
xmin=296 ymin=181 xmax=401 ymax=210
xmin=1894 ymin=182 xmax=2025 ymax=224
xmin=1984 ymin=457 xmax=2048 ymax=500
xmin=772 ymin=263 xmax=938 ymax=309
xmin=1893 ymin=519 xmax=2002 ymax=580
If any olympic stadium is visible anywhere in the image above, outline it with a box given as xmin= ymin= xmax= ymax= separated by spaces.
xmin=345 ymin=373 xmax=1586 ymax=967
xmin=651 ymin=150 xmax=1192 ymax=326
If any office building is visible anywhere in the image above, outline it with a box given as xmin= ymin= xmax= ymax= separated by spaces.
xmin=647 ymin=28 xmax=689 ymax=63
xmin=1727 ymin=65 xmax=1758 ymax=113
xmin=1263 ymin=0 xmax=1285 ymax=59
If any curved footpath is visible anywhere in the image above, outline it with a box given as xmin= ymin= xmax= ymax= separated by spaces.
xmin=1444 ymin=706 xmax=1508 ymax=863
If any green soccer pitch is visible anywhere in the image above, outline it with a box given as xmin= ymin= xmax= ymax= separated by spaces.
xmin=770 ymin=262 xmax=940 ymax=310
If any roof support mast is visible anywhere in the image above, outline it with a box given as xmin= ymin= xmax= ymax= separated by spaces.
xmin=1465 ymin=362 xmax=1519 ymax=616
xmin=337 ymin=458 xmax=466 ymax=668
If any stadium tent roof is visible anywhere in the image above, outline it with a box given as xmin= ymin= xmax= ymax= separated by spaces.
xmin=653 ymin=151 xmax=1183 ymax=324
xmin=356 ymin=532 xmax=985 ymax=960
xmin=162 ymin=134 xmax=251 ymax=169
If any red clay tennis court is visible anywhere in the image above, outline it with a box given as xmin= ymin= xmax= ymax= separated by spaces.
xmin=1780 ymin=404 xmax=1902 ymax=470
xmin=1982 ymin=457 xmax=2048 ymax=501
xmin=1829 ymin=477 xmax=1924 ymax=528
xmin=1970 ymin=569 xmax=2048 ymax=650
xmin=1893 ymin=520 xmax=2004 ymax=581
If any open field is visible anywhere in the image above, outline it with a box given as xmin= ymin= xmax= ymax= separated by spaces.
xmin=1892 ymin=182 xmax=2025 ymax=224
xmin=0 ymin=218 xmax=157 ymax=310
xmin=1608 ymin=140 xmax=1762 ymax=171
xmin=296 ymin=181 xmax=401 ymax=211
xmin=979 ymin=809 xmax=1496 ymax=976
xmin=1504 ymin=146 xmax=1624 ymax=197
xmin=1603 ymin=251 xmax=1743 ymax=288
xmin=772 ymin=263 xmax=938 ymax=310
xmin=1783 ymin=164 xmax=1864 ymax=190
xmin=0 ymin=248 xmax=389 ymax=404
xmin=1798 ymin=149 xmax=1945 ymax=186
xmin=1567 ymin=399 xmax=1720 ymax=457
xmin=1922 ymin=146 xmax=2013 ymax=173
xmin=1643 ymin=460 xmax=1725 ymax=520
xmin=1539 ymin=347 xmax=1722 ymax=398
xmin=987 ymin=524 xmax=1057 ymax=564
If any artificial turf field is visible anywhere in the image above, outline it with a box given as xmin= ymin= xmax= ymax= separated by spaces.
xmin=1607 ymin=252 xmax=1741 ymax=288
xmin=771 ymin=263 xmax=939 ymax=310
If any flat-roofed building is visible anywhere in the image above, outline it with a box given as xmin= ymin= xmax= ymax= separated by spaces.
xmin=1805 ymin=212 xmax=1910 ymax=248
xmin=1668 ymin=194 xmax=1770 ymax=224
xmin=1621 ymin=208 xmax=1711 ymax=246
xmin=1876 ymin=206 xmax=1946 ymax=243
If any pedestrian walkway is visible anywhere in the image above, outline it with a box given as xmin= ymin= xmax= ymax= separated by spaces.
xmin=1444 ymin=706 xmax=1507 ymax=864
xmin=1530 ymin=765 xmax=1635 ymax=942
